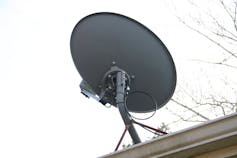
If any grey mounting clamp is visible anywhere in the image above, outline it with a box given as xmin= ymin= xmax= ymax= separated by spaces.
xmin=98 ymin=66 xmax=131 ymax=105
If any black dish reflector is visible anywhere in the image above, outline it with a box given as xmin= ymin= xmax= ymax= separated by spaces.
xmin=70 ymin=12 xmax=176 ymax=113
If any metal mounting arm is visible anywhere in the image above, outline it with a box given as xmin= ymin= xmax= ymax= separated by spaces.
xmin=115 ymin=71 xmax=141 ymax=144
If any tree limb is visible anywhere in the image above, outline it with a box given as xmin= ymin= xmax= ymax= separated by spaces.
xmin=177 ymin=16 xmax=237 ymax=59
xmin=171 ymin=98 xmax=210 ymax=121
xmin=219 ymin=0 xmax=237 ymax=32
xmin=190 ymin=59 xmax=237 ymax=69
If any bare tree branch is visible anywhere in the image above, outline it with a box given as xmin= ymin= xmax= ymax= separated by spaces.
xmin=187 ymin=0 xmax=237 ymax=39
xmin=210 ymin=13 xmax=237 ymax=39
xmin=177 ymin=16 xmax=237 ymax=59
xmin=212 ymin=31 xmax=237 ymax=42
xmin=166 ymin=107 xmax=206 ymax=123
xmin=234 ymin=2 xmax=237 ymax=31
xmin=164 ymin=0 xmax=237 ymax=126
xmin=219 ymin=0 xmax=237 ymax=31
xmin=190 ymin=59 xmax=237 ymax=69
xmin=171 ymin=98 xmax=210 ymax=121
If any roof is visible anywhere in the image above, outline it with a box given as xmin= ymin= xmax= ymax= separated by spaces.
xmin=101 ymin=112 xmax=237 ymax=158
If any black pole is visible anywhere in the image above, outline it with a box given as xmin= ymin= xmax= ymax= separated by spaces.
xmin=115 ymin=71 xmax=141 ymax=144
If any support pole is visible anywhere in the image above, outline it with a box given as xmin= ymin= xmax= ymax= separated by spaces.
xmin=115 ymin=71 xmax=141 ymax=144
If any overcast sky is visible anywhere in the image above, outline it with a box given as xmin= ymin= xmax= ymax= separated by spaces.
xmin=1 ymin=0 xmax=235 ymax=157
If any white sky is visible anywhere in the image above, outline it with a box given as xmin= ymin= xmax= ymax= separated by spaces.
xmin=1 ymin=0 xmax=236 ymax=157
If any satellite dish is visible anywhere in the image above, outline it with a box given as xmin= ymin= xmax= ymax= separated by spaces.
xmin=70 ymin=12 xmax=176 ymax=147
xmin=71 ymin=12 xmax=176 ymax=112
